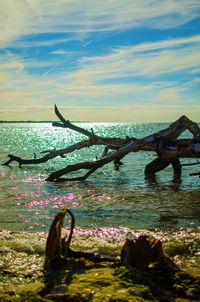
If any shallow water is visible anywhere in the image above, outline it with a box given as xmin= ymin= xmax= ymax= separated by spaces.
xmin=0 ymin=122 xmax=199 ymax=274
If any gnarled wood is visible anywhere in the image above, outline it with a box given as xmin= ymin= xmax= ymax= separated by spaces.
xmin=121 ymin=234 xmax=176 ymax=271
xmin=42 ymin=209 xmax=200 ymax=301
xmin=44 ymin=208 xmax=118 ymax=270
xmin=2 ymin=106 xmax=200 ymax=181
xmin=53 ymin=104 xmax=98 ymax=140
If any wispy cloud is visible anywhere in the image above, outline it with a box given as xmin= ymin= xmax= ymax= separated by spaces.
xmin=1 ymin=0 xmax=200 ymax=47
xmin=0 ymin=1 xmax=28 ymax=47
xmin=76 ymin=35 xmax=200 ymax=80
xmin=0 ymin=1 xmax=199 ymax=122
xmin=1 ymin=34 xmax=200 ymax=101
xmin=0 ymin=49 xmax=198 ymax=122
xmin=82 ymin=40 xmax=93 ymax=48
xmin=13 ymin=36 xmax=76 ymax=49
xmin=49 ymin=49 xmax=69 ymax=55
xmin=46 ymin=34 xmax=199 ymax=109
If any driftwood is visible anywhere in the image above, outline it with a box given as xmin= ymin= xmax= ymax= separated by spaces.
xmin=44 ymin=207 xmax=175 ymax=271
xmin=3 ymin=105 xmax=200 ymax=181
xmin=44 ymin=208 xmax=118 ymax=271
xmin=121 ymin=235 xmax=176 ymax=271
xmin=42 ymin=208 xmax=200 ymax=301
xmin=45 ymin=207 xmax=176 ymax=270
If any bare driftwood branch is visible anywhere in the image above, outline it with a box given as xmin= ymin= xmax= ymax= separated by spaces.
xmin=181 ymin=161 xmax=200 ymax=166
xmin=190 ymin=171 xmax=200 ymax=176
xmin=2 ymin=106 xmax=200 ymax=181
xmin=46 ymin=113 xmax=200 ymax=181
xmin=2 ymin=105 xmax=136 ymax=167
xmin=53 ymin=104 xmax=98 ymax=140
xmin=44 ymin=208 xmax=118 ymax=270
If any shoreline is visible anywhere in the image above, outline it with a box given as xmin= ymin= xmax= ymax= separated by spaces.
xmin=0 ymin=227 xmax=200 ymax=301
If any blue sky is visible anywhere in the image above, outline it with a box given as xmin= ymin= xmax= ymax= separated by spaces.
xmin=0 ymin=0 xmax=200 ymax=122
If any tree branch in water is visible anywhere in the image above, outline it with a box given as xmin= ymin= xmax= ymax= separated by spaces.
xmin=2 ymin=106 xmax=200 ymax=181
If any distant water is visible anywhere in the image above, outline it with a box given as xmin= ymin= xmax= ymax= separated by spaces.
xmin=0 ymin=122 xmax=199 ymax=273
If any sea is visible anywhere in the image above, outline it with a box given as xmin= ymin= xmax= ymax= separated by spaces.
xmin=0 ymin=122 xmax=199 ymax=275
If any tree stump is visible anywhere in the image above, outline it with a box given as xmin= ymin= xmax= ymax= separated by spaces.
xmin=121 ymin=235 xmax=175 ymax=271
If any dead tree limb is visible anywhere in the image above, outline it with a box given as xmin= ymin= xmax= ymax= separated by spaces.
xmin=181 ymin=161 xmax=200 ymax=166
xmin=2 ymin=106 xmax=200 ymax=181
xmin=190 ymin=171 xmax=200 ymax=177
xmin=2 ymin=139 xmax=97 ymax=167
xmin=53 ymin=104 xmax=98 ymax=140
xmin=2 ymin=105 xmax=137 ymax=167
xmin=46 ymin=113 xmax=200 ymax=181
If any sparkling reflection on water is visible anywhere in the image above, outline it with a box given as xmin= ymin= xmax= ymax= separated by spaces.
xmin=0 ymin=122 xmax=199 ymax=232
xmin=0 ymin=122 xmax=199 ymax=273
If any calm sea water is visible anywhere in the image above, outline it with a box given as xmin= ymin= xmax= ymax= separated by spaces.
xmin=0 ymin=122 xmax=199 ymax=272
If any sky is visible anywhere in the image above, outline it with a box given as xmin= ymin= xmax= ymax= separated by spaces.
xmin=0 ymin=0 xmax=200 ymax=122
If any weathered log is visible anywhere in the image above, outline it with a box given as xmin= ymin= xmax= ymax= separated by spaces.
xmin=2 ymin=106 xmax=200 ymax=181
xmin=41 ymin=111 xmax=200 ymax=181
xmin=46 ymin=141 xmax=200 ymax=182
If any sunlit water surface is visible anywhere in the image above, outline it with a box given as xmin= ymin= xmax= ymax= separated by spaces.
xmin=0 ymin=123 xmax=199 ymax=273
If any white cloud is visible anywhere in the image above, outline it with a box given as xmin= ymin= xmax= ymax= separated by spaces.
xmin=13 ymin=36 xmax=76 ymax=48
xmin=0 ymin=32 xmax=200 ymax=121
xmin=1 ymin=0 xmax=200 ymax=47
xmin=72 ymin=35 xmax=200 ymax=82
xmin=50 ymin=49 xmax=68 ymax=55
xmin=25 ymin=0 xmax=200 ymax=32
xmin=0 ymin=1 xmax=29 ymax=47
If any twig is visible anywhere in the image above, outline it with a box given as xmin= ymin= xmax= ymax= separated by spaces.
xmin=181 ymin=162 xmax=200 ymax=166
